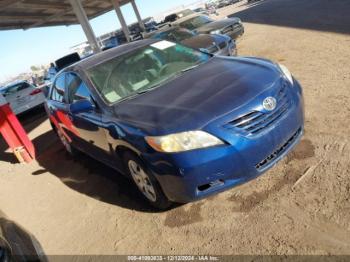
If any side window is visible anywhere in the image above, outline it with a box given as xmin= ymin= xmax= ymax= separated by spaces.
xmin=51 ymin=74 xmax=66 ymax=103
xmin=66 ymin=73 xmax=92 ymax=104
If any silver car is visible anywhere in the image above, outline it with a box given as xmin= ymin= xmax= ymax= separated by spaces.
xmin=0 ymin=81 xmax=46 ymax=115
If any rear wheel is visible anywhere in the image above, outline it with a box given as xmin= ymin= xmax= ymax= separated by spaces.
xmin=56 ymin=127 xmax=77 ymax=156
xmin=123 ymin=152 xmax=172 ymax=210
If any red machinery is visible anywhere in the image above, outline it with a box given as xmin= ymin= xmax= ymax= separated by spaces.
xmin=0 ymin=94 xmax=35 ymax=163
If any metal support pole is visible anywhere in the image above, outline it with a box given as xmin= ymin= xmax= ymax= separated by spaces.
xmin=112 ymin=0 xmax=131 ymax=42
xmin=68 ymin=0 xmax=101 ymax=53
xmin=131 ymin=0 xmax=145 ymax=31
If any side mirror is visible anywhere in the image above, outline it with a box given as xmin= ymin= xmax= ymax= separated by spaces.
xmin=70 ymin=99 xmax=94 ymax=114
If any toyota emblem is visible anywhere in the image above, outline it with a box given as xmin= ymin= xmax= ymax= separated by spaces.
xmin=263 ymin=97 xmax=277 ymax=111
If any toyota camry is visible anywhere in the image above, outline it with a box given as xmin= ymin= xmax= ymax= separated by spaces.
xmin=45 ymin=40 xmax=304 ymax=209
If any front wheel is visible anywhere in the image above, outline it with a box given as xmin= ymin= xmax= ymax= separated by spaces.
xmin=123 ymin=152 xmax=172 ymax=210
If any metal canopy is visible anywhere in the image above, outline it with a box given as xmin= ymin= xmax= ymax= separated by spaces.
xmin=0 ymin=0 xmax=131 ymax=30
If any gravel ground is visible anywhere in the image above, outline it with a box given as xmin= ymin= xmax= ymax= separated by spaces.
xmin=0 ymin=0 xmax=349 ymax=256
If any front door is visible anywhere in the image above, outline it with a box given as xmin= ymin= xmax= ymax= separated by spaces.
xmin=65 ymin=73 xmax=112 ymax=164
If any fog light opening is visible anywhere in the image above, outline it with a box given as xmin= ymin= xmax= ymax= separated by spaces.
xmin=197 ymin=179 xmax=224 ymax=192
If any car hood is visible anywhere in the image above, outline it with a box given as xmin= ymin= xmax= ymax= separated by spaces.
xmin=196 ymin=18 xmax=240 ymax=33
xmin=114 ymin=57 xmax=281 ymax=136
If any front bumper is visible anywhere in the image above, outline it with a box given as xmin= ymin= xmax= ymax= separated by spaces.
xmin=143 ymin=81 xmax=304 ymax=203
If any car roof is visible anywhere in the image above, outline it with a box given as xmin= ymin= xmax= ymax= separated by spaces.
xmin=65 ymin=39 xmax=160 ymax=72
xmin=152 ymin=25 xmax=191 ymax=36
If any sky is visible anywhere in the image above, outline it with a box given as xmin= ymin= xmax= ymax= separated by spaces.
xmin=0 ymin=0 xmax=199 ymax=83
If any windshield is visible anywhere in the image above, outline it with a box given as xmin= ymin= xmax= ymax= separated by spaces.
xmin=194 ymin=8 xmax=205 ymax=12
xmin=180 ymin=16 xmax=213 ymax=31
xmin=87 ymin=41 xmax=211 ymax=104
xmin=155 ymin=29 xmax=196 ymax=42
xmin=0 ymin=82 xmax=31 ymax=96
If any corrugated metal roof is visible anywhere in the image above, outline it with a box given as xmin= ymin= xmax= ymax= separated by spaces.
xmin=0 ymin=0 xmax=130 ymax=30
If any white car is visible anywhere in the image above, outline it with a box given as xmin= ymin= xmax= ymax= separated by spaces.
xmin=0 ymin=81 xmax=46 ymax=115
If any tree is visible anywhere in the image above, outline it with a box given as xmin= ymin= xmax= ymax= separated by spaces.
xmin=30 ymin=65 xmax=40 ymax=72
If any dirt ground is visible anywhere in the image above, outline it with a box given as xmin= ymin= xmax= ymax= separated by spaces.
xmin=0 ymin=0 xmax=350 ymax=256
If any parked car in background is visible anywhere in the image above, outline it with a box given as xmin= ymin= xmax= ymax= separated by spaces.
xmin=207 ymin=0 xmax=240 ymax=9
xmin=142 ymin=17 xmax=159 ymax=33
xmin=46 ymin=39 xmax=304 ymax=209
xmin=129 ymin=19 xmax=159 ymax=41
xmin=217 ymin=0 xmax=231 ymax=8
xmin=101 ymin=35 xmax=119 ymax=51
xmin=55 ymin=52 xmax=81 ymax=71
xmin=0 ymin=211 xmax=46 ymax=261
xmin=206 ymin=0 xmax=219 ymax=8
xmin=163 ymin=9 xmax=195 ymax=23
xmin=0 ymin=81 xmax=45 ymax=115
xmin=229 ymin=0 xmax=241 ymax=4
xmin=114 ymin=30 xmax=128 ymax=45
xmin=174 ymin=13 xmax=244 ymax=40
xmin=146 ymin=27 xmax=236 ymax=56
xmin=192 ymin=7 xmax=210 ymax=16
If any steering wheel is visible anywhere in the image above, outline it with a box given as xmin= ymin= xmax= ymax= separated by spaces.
xmin=159 ymin=64 xmax=171 ymax=77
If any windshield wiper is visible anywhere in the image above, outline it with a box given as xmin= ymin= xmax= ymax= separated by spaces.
xmin=136 ymin=85 xmax=160 ymax=95
xmin=181 ymin=64 xmax=201 ymax=73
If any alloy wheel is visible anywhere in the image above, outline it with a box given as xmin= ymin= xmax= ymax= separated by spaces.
xmin=57 ymin=128 xmax=72 ymax=154
xmin=128 ymin=160 xmax=157 ymax=202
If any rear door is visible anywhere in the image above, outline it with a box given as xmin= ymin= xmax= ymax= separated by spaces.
xmin=47 ymin=74 xmax=73 ymax=140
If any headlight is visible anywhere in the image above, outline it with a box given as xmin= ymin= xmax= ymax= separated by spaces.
xmin=210 ymin=29 xmax=221 ymax=35
xmin=145 ymin=131 xmax=224 ymax=153
xmin=278 ymin=64 xmax=294 ymax=85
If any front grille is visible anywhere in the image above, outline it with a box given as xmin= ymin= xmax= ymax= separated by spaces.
xmin=255 ymin=128 xmax=302 ymax=170
xmin=227 ymin=83 xmax=290 ymax=135
xmin=222 ymin=26 xmax=233 ymax=34
xmin=222 ymin=23 xmax=241 ymax=34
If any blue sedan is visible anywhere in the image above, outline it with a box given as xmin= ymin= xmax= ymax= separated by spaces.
xmin=45 ymin=39 xmax=304 ymax=209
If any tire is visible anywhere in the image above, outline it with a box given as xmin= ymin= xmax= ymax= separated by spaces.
xmin=122 ymin=151 xmax=172 ymax=210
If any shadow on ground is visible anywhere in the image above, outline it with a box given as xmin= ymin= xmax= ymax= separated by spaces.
xmin=31 ymin=130 xmax=168 ymax=213
xmin=16 ymin=106 xmax=48 ymax=134
xmin=230 ymin=0 xmax=350 ymax=35
xmin=0 ymin=108 xmax=172 ymax=212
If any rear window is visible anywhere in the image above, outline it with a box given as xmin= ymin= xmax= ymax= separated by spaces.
xmin=1 ymin=82 xmax=31 ymax=96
